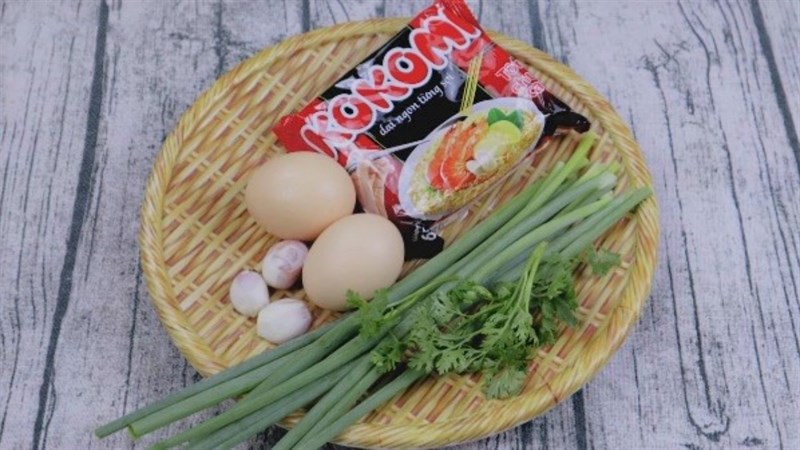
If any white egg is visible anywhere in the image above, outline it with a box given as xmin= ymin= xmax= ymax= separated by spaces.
xmin=302 ymin=213 xmax=405 ymax=311
xmin=257 ymin=299 xmax=313 ymax=344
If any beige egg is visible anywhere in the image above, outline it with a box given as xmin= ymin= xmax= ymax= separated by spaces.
xmin=245 ymin=152 xmax=356 ymax=240
xmin=303 ymin=213 xmax=405 ymax=311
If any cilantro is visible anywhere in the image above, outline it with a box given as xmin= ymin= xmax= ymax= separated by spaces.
xmin=483 ymin=367 xmax=528 ymax=400
xmin=370 ymin=334 xmax=405 ymax=373
xmin=346 ymin=289 xmax=390 ymax=339
xmin=405 ymin=243 xmax=548 ymax=398
xmin=363 ymin=243 xmax=621 ymax=401
xmin=586 ymin=248 xmax=621 ymax=276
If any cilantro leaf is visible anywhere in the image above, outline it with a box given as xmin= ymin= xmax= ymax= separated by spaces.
xmin=586 ymin=248 xmax=621 ymax=276
xmin=483 ymin=367 xmax=528 ymax=399
xmin=347 ymin=289 xmax=390 ymax=338
xmin=368 ymin=243 xmax=619 ymax=401
xmin=371 ymin=334 xmax=405 ymax=373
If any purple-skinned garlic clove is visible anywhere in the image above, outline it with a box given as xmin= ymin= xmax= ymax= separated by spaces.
xmin=229 ymin=270 xmax=270 ymax=317
xmin=256 ymin=298 xmax=312 ymax=344
xmin=261 ymin=240 xmax=308 ymax=289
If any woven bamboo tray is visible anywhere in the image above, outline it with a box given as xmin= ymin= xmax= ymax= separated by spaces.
xmin=139 ymin=19 xmax=659 ymax=449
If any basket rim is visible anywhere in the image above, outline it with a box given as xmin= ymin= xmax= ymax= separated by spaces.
xmin=138 ymin=18 xmax=660 ymax=449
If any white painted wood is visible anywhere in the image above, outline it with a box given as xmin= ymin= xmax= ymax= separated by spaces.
xmin=1 ymin=1 xmax=303 ymax=449
xmin=531 ymin=1 xmax=800 ymax=449
xmin=1 ymin=1 xmax=798 ymax=449
xmin=756 ymin=0 xmax=800 ymax=143
xmin=0 ymin=1 xmax=109 ymax=448
xmin=35 ymin=2 xmax=227 ymax=449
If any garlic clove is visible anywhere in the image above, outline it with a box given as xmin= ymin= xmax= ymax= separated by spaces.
xmin=229 ymin=270 xmax=270 ymax=317
xmin=256 ymin=298 xmax=312 ymax=344
xmin=261 ymin=240 xmax=308 ymax=290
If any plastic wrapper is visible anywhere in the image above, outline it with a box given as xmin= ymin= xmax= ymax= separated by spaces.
xmin=274 ymin=0 xmax=590 ymax=259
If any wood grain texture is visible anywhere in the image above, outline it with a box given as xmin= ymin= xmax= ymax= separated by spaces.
xmin=531 ymin=1 xmax=800 ymax=449
xmin=0 ymin=1 xmax=108 ymax=448
xmin=0 ymin=0 xmax=797 ymax=449
xmin=754 ymin=0 xmax=799 ymax=173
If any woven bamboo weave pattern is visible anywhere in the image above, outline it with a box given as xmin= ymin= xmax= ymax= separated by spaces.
xmin=139 ymin=19 xmax=659 ymax=449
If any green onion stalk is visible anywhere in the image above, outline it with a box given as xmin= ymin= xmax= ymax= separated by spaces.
xmin=94 ymin=321 xmax=335 ymax=438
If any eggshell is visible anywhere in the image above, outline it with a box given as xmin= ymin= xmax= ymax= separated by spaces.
xmin=245 ymin=152 xmax=356 ymax=240
xmin=302 ymin=213 xmax=405 ymax=311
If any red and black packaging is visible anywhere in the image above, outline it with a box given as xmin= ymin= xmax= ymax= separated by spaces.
xmin=275 ymin=0 xmax=589 ymax=259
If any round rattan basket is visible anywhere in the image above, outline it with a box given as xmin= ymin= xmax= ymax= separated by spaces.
xmin=139 ymin=19 xmax=659 ymax=449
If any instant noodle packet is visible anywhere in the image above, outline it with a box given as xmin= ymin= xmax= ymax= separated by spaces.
xmin=274 ymin=0 xmax=590 ymax=259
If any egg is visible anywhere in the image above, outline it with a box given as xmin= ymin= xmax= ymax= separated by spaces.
xmin=245 ymin=152 xmax=356 ymax=240
xmin=302 ymin=214 xmax=405 ymax=311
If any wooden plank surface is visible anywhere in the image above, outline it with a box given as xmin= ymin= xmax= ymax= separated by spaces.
xmin=0 ymin=0 xmax=798 ymax=449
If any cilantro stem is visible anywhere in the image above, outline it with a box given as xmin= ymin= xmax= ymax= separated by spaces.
xmin=481 ymin=243 xmax=547 ymax=351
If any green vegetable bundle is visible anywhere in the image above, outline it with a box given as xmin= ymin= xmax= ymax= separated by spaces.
xmin=96 ymin=133 xmax=650 ymax=449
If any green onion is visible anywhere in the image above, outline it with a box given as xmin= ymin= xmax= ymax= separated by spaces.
xmin=552 ymin=188 xmax=651 ymax=258
xmin=467 ymin=194 xmax=613 ymax=281
xmin=456 ymin=174 xmax=614 ymax=277
xmin=98 ymin=132 xmax=652 ymax=450
xmin=269 ymin=357 xmax=378 ymax=450
xmin=129 ymin=316 xmax=359 ymax=437
xmin=292 ymin=369 xmax=425 ymax=450
xmin=94 ymin=320 xmax=332 ymax=438
xmin=186 ymin=360 xmax=356 ymax=450
xmin=147 ymin=332 xmax=380 ymax=448
xmin=385 ymin=156 xmax=551 ymax=303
